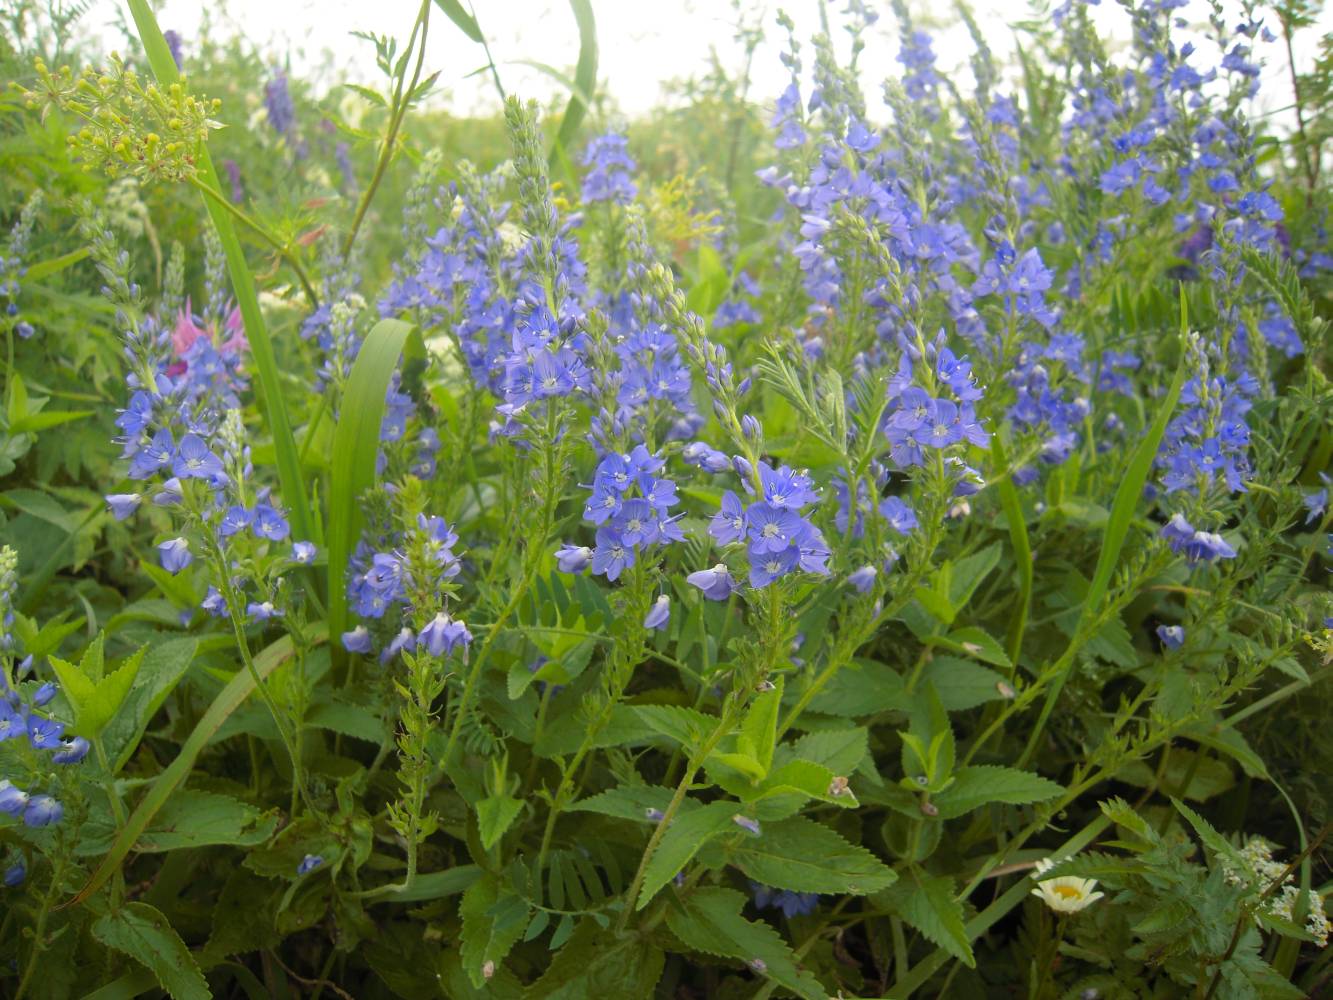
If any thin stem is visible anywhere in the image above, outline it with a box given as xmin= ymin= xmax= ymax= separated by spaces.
xmin=343 ymin=0 xmax=432 ymax=257
xmin=188 ymin=177 xmax=320 ymax=308
xmin=92 ymin=737 xmax=127 ymax=829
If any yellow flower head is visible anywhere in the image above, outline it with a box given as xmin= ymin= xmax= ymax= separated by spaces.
xmin=1031 ymin=858 xmax=1105 ymax=914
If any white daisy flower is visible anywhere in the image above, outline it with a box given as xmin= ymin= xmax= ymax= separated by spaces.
xmin=1030 ymin=858 xmax=1105 ymax=914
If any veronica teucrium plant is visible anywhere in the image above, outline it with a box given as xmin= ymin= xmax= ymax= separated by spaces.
xmin=0 ymin=0 xmax=1329 ymax=996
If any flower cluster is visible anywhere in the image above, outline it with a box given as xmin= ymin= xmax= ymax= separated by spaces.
xmin=562 ymin=446 xmax=683 ymax=582
xmin=1 ymin=193 xmax=40 ymax=341
xmin=581 ymin=133 xmax=637 ymax=206
xmin=1222 ymin=838 xmax=1331 ymax=949
xmin=704 ymin=461 xmax=830 ymax=590
xmin=1159 ymin=513 xmax=1237 ymax=565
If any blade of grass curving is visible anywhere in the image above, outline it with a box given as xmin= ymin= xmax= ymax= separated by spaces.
xmin=991 ymin=435 xmax=1032 ymax=669
xmin=65 ymin=632 xmax=315 ymax=907
xmin=432 ymin=0 xmax=482 ymax=41
xmin=327 ymin=319 xmax=424 ymax=649
xmin=1020 ymin=290 xmax=1190 ymax=768
xmin=549 ymin=0 xmax=598 ymax=171
xmin=127 ymin=0 xmax=313 ymax=546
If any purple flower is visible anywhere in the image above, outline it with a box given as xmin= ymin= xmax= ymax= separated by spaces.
xmin=105 ymin=493 xmax=142 ymax=521
xmin=591 ymin=526 xmax=635 ymax=581
xmin=749 ymin=545 xmax=801 ymax=588
xmin=291 ymin=541 xmax=317 ymax=564
xmin=555 ymin=544 xmax=593 ymax=574
xmin=32 ymin=682 xmax=56 ymax=707
xmin=687 ymin=564 xmax=735 ymax=601
xmin=158 ymin=537 xmax=192 ymax=574
xmin=643 ymin=595 xmax=670 ymax=631
xmin=342 ymin=626 xmax=373 ymax=654
xmin=751 ymin=882 xmax=820 ymax=918
xmin=732 ymin=814 xmax=761 ymax=835
xmin=153 ymin=478 xmax=183 ymax=506
xmin=746 ymin=502 xmax=806 ymax=555
xmin=297 ymin=854 xmax=324 ymax=875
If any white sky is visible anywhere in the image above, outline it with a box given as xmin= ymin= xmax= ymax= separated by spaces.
xmin=80 ymin=0 xmax=1326 ymax=123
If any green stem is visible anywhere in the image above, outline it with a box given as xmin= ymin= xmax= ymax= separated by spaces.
xmin=93 ymin=737 xmax=127 ymax=829
xmin=15 ymin=849 xmax=69 ymax=1000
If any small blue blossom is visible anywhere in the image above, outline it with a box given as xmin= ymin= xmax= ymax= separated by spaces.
xmin=1157 ymin=625 xmax=1185 ymax=650
xmin=342 ymin=626 xmax=373 ymax=654
xmin=643 ymin=595 xmax=670 ymax=631
xmin=297 ymin=854 xmax=324 ymax=876
xmin=157 ymin=537 xmax=193 ymax=574
xmin=687 ymin=564 xmax=735 ymax=601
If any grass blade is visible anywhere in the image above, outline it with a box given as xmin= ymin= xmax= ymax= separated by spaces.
xmin=550 ymin=0 xmax=598 ymax=171
xmin=326 ymin=318 xmax=424 ymax=648
xmin=126 ymin=0 xmax=315 ymax=546
xmin=991 ymin=435 xmax=1032 ymax=669
xmin=66 ymin=631 xmax=314 ymax=907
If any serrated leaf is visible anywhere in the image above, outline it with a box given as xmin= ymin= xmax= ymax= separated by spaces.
xmin=884 ymin=869 xmax=974 ymax=967
xmin=135 ymin=790 xmax=280 ymax=852
xmin=784 ymin=727 xmax=868 ymax=776
xmin=75 ymin=646 xmax=146 ymax=738
xmin=636 ymin=800 xmax=736 ymax=909
xmin=629 ymin=704 xmax=716 ymax=748
xmin=523 ymin=918 xmax=662 ymax=999
xmin=920 ymin=657 xmax=1007 ymax=711
xmin=931 ymin=765 xmax=1064 ymax=819
xmin=477 ymin=795 xmax=524 ymax=849
xmin=666 ymin=887 xmax=825 ymax=999
xmin=47 ymin=652 xmax=97 ymax=710
xmin=102 ymin=637 xmax=197 ymax=771
xmin=569 ymin=785 xmax=683 ymax=822
xmin=741 ymin=675 xmax=782 ymax=777
xmin=460 ymin=872 xmax=530 ymax=988
xmin=729 ymin=816 xmax=897 ymax=894
xmin=92 ymin=902 xmax=210 ymax=999
xmin=928 ymin=626 xmax=1012 ymax=668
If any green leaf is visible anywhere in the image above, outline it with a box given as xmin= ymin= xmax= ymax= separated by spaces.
xmin=570 ymin=784 xmax=681 ymax=822
xmin=91 ymin=902 xmax=210 ymax=1000
xmin=549 ymin=0 xmax=597 ymax=167
xmin=666 ymin=887 xmax=825 ymax=1000
xmin=928 ymin=626 xmax=1012 ymax=668
xmin=47 ymin=652 xmax=97 ymax=710
xmin=1172 ymin=798 xmax=1245 ymax=867
xmin=72 ymin=632 xmax=315 ymax=905
xmin=784 ymin=727 xmax=868 ymax=776
xmin=23 ymin=246 xmax=89 ymax=281
xmin=920 ymin=657 xmax=1008 ymax=711
xmin=523 ymin=918 xmax=663 ymax=999
xmin=636 ymin=800 xmax=736 ymax=909
xmin=477 ymin=795 xmax=524 ymax=850
xmin=946 ymin=542 xmax=1003 ymax=613
xmin=128 ymin=0 xmax=315 ymax=545
xmin=136 ymin=790 xmax=280 ymax=851
xmin=629 ymin=704 xmax=716 ymax=748
xmin=740 ymin=675 xmax=782 ymax=778
xmin=459 ymin=872 xmax=530 ymax=988
xmin=931 ymin=765 xmax=1064 ymax=819
xmin=729 ymin=816 xmax=897 ymax=894
xmin=884 ymin=869 xmax=974 ymax=967
xmin=75 ymin=647 xmax=146 ymax=738
xmin=327 ymin=318 xmax=424 ymax=647
xmin=103 ymin=638 xmax=198 ymax=771
xmin=432 ymin=0 xmax=484 ymax=42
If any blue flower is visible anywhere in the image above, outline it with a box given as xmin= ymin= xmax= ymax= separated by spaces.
xmin=32 ymin=682 xmax=56 ymax=707
xmin=749 ymin=545 xmax=802 ymax=588
xmin=172 ymin=433 xmax=224 ymax=481
xmin=418 ymin=611 xmax=472 ymax=657
xmin=643 ymin=595 xmax=670 ymax=631
xmin=0 ymin=780 xmax=28 ymax=813
xmin=847 ymin=565 xmax=877 ymax=593
xmin=555 ymin=544 xmax=593 ymax=574
xmin=879 ymin=497 xmax=918 ymax=535
xmin=291 ymin=541 xmax=317 ymax=564
xmin=746 ymin=502 xmax=806 ymax=555
xmin=4 ymin=859 xmax=25 ymax=887
xmin=105 ymin=493 xmax=142 ymax=521
xmin=591 ymin=526 xmax=635 ymax=581
xmin=709 ymin=491 xmax=748 ymax=545
xmin=1157 ymin=625 xmax=1185 ymax=650
xmin=219 ymin=506 xmax=252 ymax=537
xmin=0 ymin=703 xmax=24 ymax=742
xmin=687 ymin=564 xmax=735 ymax=601
xmin=27 ymin=715 xmax=64 ymax=750
xmin=246 ymin=601 xmax=281 ymax=622
xmin=297 ymin=854 xmax=324 ymax=876
xmin=342 ymin=626 xmax=373 ymax=654
xmin=52 ymin=737 xmax=90 ymax=764
xmin=23 ymin=794 xmax=62 ymax=827
xmin=252 ymin=504 xmax=291 ymax=541
xmin=201 ymin=587 xmax=227 ymax=618
xmin=157 ymin=537 xmax=193 ymax=574
xmin=751 ymin=882 xmax=820 ymax=918
xmin=581 ymin=133 xmax=637 ymax=205
xmin=380 ymin=627 xmax=416 ymax=664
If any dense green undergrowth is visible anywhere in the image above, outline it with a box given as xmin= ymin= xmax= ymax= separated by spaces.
xmin=0 ymin=0 xmax=1330 ymax=997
